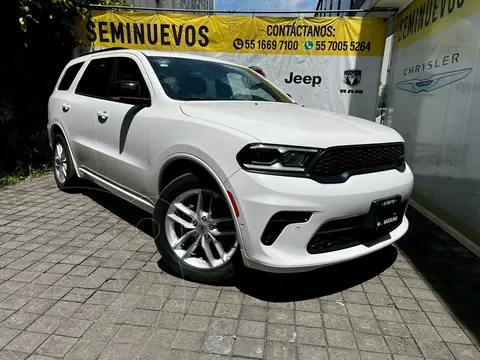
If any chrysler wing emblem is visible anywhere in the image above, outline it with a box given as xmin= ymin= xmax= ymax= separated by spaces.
xmin=396 ymin=68 xmax=472 ymax=94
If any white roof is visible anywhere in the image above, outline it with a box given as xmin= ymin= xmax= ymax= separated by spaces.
xmin=75 ymin=48 xmax=239 ymax=67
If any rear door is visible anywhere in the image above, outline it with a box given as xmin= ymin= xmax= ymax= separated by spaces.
xmin=50 ymin=60 xmax=95 ymax=167
xmin=69 ymin=57 xmax=116 ymax=170
xmin=94 ymin=55 xmax=153 ymax=195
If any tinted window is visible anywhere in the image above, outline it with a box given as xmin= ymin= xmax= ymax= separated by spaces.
xmin=148 ymin=56 xmax=291 ymax=103
xmin=110 ymin=57 xmax=150 ymax=101
xmin=75 ymin=58 xmax=115 ymax=98
xmin=58 ymin=62 xmax=84 ymax=91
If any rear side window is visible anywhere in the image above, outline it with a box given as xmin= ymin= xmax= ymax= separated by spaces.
xmin=58 ymin=62 xmax=84 ymax=91
xmin=75 ymin=58 xmax=115 ymax=98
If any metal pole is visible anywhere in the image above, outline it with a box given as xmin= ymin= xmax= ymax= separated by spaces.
xmin=88 ymin=3 xmax=397 ymax=14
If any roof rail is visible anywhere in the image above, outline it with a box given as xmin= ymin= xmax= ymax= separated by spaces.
xmin=87 ymin=47 xmax=129 ymax=55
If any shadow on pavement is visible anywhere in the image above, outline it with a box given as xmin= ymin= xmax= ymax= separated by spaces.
xmin=397 ymin=206 xmax=480 ymax=343
xmin=235 ymin=245 xmax=398 ymax=302
xmin=78 ymin=179 xmax=398 ymax=300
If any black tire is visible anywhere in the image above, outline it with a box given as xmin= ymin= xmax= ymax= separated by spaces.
xmin=52 ymin=133 xmax=77 ymax=190
xmin=152 ymin=173 xmax=239 ymax=283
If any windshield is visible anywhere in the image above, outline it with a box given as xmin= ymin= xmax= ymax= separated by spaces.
xmin=148 ymin=56 xmax=292 ymax=103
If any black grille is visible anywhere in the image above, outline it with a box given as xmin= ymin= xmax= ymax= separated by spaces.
xmin=307 ymin=202 xmax=408 ymax=254
xmin=310 ymin=143 xmax=405 ymax=183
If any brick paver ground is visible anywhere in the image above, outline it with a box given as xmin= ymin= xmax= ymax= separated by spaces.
xmin=0 ymin=174 xmax=479 ymax=360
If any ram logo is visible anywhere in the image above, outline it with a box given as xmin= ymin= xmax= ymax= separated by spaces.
xmin=344 ymin=70 xmax=362 ymax=87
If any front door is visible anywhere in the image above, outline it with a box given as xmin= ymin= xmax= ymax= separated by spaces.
xmin=94 ymin=55 xmax=153 ymax=196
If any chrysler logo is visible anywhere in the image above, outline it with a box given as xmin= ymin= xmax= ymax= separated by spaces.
xmin=396 ymin=68 xmax=472 ymax=94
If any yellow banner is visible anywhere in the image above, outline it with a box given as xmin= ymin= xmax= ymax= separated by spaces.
xmin=76 ymin=11 xmax=386 ymax=57
xmin=396 ymin=0 xmax=480 ymax=49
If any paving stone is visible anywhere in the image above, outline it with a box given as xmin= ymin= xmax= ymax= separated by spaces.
xmin=351 ymin=316 xmax=382 ymax=335
xmin=296 ymin=311 xmax=323 ymax=327
xmin=326 ymin=329 xmax=357 ymax=349
xmin=266 ymin=323 xmax=296 ymax=342
xmin=373 ymin=307 xmax=403 ymax=322
xmin=407 ymin=324 xmax=442 ymax=342
xmin=97 ymin=342 xmax=138 ymax=360
xmin=0 ymin=327 xmax=21 ymax=347
xmin=201 ymin=334 xmax=234 ymax=355
xmin=296 ymin=326 xmax=327 ymax=346
xmin=179 ymin=314 xmax=210 ymax=333
xmin=0 ymin=309 xmax=14 ymax=323
xmin=214 ymin=303 xmax=241 ymax=319
xmin=208 ymin=317 xmax=237 ymax=335
xmin=399 ymin=310 xmax=430 ymax=325
xmin=323 ymin=313 xmax=352 ymax=331
xmin=54 ymin=318 xmax=93 ymax=337
xmin=4 ymin=331 xmax=49 ymax=353
xmin=385 ymin=336 xmax=422 ymax=357
xmin=426 ymin=312 xmax=458 ymax=327
xmin=298 ymin=344 xmax=328 ymax=360
xmin=232 ymin=336 xmax=265 ymax=359
xmin=218 ymin=291 xmax=244 ymax=305
xmin=347 ymin=304 xmax=375 ymax=319
xmin=188 ymin=300 xmax=216 ymax=316
xmin=124 ymin=308 xmax=159 ymax=327
xmin=264 ymin=340 xmax=297 ymax=360
xmin=239 ymin=306 xmax=266 ymax=321
xmin=343 ymin=291 xmax=370 ymax=305
xmin=154 ymin=311 xmax=183 ymax=330
xmin=27 ymin=315 xmax=66 ymax=334
xmin=71 ymin=303 xmax=107 ymax=320
xmin=328 ymin=347 xmax=361 ymax=360
xmin=359 ymin=351 xmax=393 ymax=360
xmin=355 ymin=332 xmax=389 ymax=353
xmin=447 ymin=343 xmax=480 ymax=360
xmin=82 ymin=322 xmax=120 ymax=342
xmin=1 ymin=311 xmax=39 ymax=330
xmin=44 ymin=301 xmax=80 ymax=318
xmin=417 ymin=340 xmax=454 ymax=359
xmin=378 ymin=320 xmax=411 ymax=338
xmin=172 ymin=330 xmax=204 ymax=351
xmin=0 ymin=295 xmax=32 ymax=310
xmin=112 ymin=324 xmax=148 ymax=344
xmin=236 ymin=319 xmax=265 ymax=339
xmin=64 ymin=340 xmax=107 ymax=360
xmin=321 ymin=300 xmax=348 ymax=316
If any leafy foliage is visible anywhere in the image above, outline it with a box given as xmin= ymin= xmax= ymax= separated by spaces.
xmin=378 ymin=84 xmax=387 ymax=108
xmin=0 ymin=0 xmax=128 ymax=183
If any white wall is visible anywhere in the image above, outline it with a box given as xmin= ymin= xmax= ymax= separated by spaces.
xmin=387 ymin=0 xmax=480 ymax=243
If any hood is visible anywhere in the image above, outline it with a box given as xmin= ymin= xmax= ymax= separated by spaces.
xmin=180 ymin=101 xmax=404 ymax=148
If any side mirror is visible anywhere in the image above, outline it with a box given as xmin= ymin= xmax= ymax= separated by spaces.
xmin=112 ymin=80 xmax=140 ymax=98
xmin=111 ymin=81 xmax=151 ymax=106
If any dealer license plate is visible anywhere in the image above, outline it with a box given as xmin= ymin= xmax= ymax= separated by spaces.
xmin=371 ymin=195 xmax=401 ymax=229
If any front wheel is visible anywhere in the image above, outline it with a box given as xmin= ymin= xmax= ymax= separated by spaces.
xmin=152 ymin=173 xmax=240 ymax=283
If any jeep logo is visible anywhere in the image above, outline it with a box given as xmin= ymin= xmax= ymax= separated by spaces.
xmin=285 ymin=72 xmax=322 ymax=87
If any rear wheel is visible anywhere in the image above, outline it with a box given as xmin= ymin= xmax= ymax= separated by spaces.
xmin=153 ymin=173 xmax=239 ymax=283
xmin=52 ymin=134 xmax=77 ymax=190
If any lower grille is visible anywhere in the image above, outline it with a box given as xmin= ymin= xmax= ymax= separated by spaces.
xmin=307 ymin=202 xmax=408 ymax=254
xmin=310 ymin=143 xmax=405 ymax=184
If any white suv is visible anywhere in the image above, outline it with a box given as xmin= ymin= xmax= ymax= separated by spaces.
xmin=48 ymin=48 xmax=414 ymax=283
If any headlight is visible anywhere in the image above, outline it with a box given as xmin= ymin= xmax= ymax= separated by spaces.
xmin=237 ymin=144 xmax=320 ymax=173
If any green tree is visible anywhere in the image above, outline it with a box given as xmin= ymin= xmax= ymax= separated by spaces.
xmin=378 ymin=84 xmax=387 ymax=108
xmin=0 ymin=0 xmax=129 ymax=183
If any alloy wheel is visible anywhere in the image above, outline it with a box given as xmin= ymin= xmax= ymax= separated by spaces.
xmin=54 ymin=143 xmax=68 ymax=184
xmin=165 ymin=189 xmax=238 ymax=269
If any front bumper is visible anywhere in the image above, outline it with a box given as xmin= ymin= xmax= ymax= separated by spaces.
xmin=225 ymin=164 xmax=414 ymax=273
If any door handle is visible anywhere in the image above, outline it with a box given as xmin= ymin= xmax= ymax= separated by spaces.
xmin=61 ymin=103 xmax=70 ymax=112
xmin=97 ymin=111 xmax=109 ymax=122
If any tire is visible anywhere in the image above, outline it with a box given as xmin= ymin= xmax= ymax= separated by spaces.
xmin=152 ymin=173 xmax=240 ymax=283
xmin=52 ymin=133 xmax=77 ymax=190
